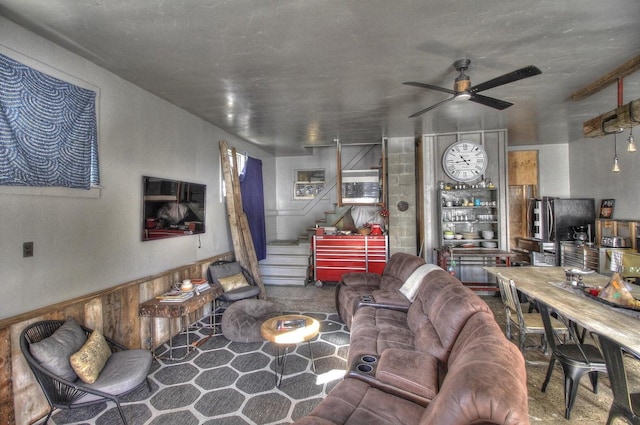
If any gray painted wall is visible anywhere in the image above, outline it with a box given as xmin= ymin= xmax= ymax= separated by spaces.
xmin=0 ymin=17 xmax=275 ymax=319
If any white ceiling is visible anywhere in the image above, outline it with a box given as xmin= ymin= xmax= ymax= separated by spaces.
xmin=1 ymin=0 xmax=639 ymax=156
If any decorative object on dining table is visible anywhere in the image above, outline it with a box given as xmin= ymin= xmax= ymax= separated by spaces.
xmin=596 ymin=271 xmax=640 ymax=309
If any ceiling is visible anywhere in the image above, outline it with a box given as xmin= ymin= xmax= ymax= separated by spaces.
xmin=1 ymin=0 xmax=639 ymax=156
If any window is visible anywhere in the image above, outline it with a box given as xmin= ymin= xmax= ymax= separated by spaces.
xmin=294 ymin=169 xmax=325 ymax=200
xmin=0 ymin=53 xmax=99 ymax=190
xmin=221 ymin=148 xmax=246 ymax=199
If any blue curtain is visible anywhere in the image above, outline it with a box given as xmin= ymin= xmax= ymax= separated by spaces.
xmin=239 ymin=157 xmax=266 ymax=261
xmin=0 ymin=53 xmax=98 ymax=189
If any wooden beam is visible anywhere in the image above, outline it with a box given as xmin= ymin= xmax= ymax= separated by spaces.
xmin=569 ymin=55 xmax=640 ymax=101
xmin=583 ymin=98 xmax=640 ymax=137
xmin=219 ymin=140 xmax=267 ymax=299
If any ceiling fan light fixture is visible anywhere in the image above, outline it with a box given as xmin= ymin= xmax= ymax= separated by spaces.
xmin=455 ymin=91 xmax=472 ymax=101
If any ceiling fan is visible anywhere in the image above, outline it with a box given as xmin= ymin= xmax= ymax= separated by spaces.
xmin=404 ymin=59 xmax=542 ymax=118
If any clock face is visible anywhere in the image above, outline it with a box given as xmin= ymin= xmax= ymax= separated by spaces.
xmin=442 ymin=141 xmax=488 ymax=182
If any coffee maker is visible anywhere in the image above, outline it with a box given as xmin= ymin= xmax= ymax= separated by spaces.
xmin=572 ymin=224 xmax=592 ymax=245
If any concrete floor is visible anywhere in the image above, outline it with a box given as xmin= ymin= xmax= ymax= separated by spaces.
xmin=265 ymin=283 xmax=635 ymax=425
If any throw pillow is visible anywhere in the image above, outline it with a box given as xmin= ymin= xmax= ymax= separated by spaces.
xmin=70 ymin=330 xmax=112 ymax=384
xmin=218 ymin=272 xmax=250 ymax=292
xmin=29 ymin=318 xmax=87 ymax=381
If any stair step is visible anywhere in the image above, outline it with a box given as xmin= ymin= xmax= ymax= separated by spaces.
xmin=262 ymin=275 xmax=307 ymax=286
xmin=266 ymin=242 xmax=310 ymax=255
xmin=260 ymin=255 xmax=309 ymax=267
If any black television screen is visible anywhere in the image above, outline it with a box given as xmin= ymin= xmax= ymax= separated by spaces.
xmin=142 ymin=176 xmax=206 ymax=241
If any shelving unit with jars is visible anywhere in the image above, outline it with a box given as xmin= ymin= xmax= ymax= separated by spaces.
xmin=438 ymin=186 xmax=500 ymax=249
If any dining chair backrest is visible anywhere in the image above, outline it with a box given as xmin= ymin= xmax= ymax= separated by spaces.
xmin=595 ymin=333 xmax=640 ymax=425
xmin=497 ymin=274 xmax=518 ymax=312
xmin=537 ymin=301 xmax=589 ymax=363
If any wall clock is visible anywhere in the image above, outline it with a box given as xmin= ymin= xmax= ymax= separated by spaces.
xmin=442 ymin=141 xmax=488 ymax=182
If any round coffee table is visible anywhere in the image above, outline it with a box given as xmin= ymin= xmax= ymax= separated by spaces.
xmin=261 ymin=314 xmax=320 ymax=387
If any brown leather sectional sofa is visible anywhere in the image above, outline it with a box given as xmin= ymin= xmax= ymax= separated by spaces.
xmin=294 ymin=253 xmax=530 ymax=425
xmin=336 ymin=252 xmax=426 ymax=329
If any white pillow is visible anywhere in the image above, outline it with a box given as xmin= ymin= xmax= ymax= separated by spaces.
xmin=399 ymin=264 xmax=442 ymax=302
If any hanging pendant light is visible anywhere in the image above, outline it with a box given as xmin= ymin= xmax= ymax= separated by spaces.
xmin=627 ymin=126 xmax=636 ymax=152
xmin=612 ymin=132 xmax=621 ymax=173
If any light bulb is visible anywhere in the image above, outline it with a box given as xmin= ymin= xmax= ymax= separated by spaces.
xmin=612 ymin=156 xmax=621 ymax=173
xmin=628 ymin=128 xmax=636 ymax=152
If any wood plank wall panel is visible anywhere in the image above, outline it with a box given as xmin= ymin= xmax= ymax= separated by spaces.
xmin=0 ymin=326 xmax=15 ymax=425
xmin=1 ymin=252 xmax=233 ymax=425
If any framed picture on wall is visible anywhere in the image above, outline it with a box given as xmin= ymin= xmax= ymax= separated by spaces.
xmin=599 ymin=199 xmax=615 ymax=219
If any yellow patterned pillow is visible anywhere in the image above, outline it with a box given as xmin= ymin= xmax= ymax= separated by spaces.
xmin=218 ymin=272 xmax=250 ymax=292
xmin=70 ymin=330 xmax=112 ymax=384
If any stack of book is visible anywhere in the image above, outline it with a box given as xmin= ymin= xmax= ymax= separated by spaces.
xmin=192 ymin=279 xmax=211 ymax=292
xmin=156 ymin=290 xmax=194 ymax=303
xmin=276 ymin=318 xmax=306 ymax=330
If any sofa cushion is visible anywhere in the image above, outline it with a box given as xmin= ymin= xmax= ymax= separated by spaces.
xmin=408 ymin=271 xmax=492 ymax=362
xmin=300 ymin=378 xmax=425 ymax=425
xmin=421 ymin=313 xmax=529 ymax=425
xmin=82 ymin=349 xmax=153 ymax=397
xmin=348 ymin=307 xmax=416 ymax=365
xmin=29 ymin=317 xmax=87 ymax=381
xmin=70 ymin=330 xmax=112 ymax=384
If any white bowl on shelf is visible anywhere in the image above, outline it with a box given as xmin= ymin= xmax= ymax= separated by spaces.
xmin=481 ymin=230 xmax=494 ymax=240
xmin=481 ymin=241 xmax=498 ymax=248
xmin=443 ymin=234 xmax=455 ymax=240
xmin=454 ymin=234 xmax=463 ymax=240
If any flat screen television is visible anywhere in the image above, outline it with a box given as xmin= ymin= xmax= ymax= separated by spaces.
xmin=142 ymin=176 xmax=206 ymax=241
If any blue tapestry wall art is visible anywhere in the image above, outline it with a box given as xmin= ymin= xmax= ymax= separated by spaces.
xmin=0 ymin=53 xmax=98 ymax=189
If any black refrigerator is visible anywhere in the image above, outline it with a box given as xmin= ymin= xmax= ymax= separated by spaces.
xmin=527 ymin=197 xmax=596 ymax=265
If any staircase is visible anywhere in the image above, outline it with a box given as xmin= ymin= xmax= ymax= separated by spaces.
xmin=259 ymin=240 xmax=311 ymax=286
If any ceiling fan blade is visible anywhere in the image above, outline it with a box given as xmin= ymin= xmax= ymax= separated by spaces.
xmin=469 ymin=93 xmax=513 ymax=110
xmin=403 ymin=81 xmax=456 ymax=95
xmin=408 ymin=96 xmax=455 ymax=118
xmin=469 ymin=65 xmax=542 ymax=93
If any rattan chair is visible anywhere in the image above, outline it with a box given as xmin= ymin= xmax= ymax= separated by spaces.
xmin=538 ymin=301 xmax=608 ymax=419
xmin=496 ymin=274 xmax=567 ymax=353
xmin=207 ymin=260 xmax=261 ymax=305
xmin=20 ymin=320 xmax=152 ymax=425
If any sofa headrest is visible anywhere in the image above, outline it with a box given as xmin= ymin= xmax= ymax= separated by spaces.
xmin=382 ymin=253 xmax=426 ymax=282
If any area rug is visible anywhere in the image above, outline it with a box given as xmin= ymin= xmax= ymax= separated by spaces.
xmin=44 ymin=312 xmax=350 ymax=425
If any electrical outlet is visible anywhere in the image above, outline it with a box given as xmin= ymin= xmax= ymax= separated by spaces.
xmin=23 ymin=241 xmax=34 ymax=257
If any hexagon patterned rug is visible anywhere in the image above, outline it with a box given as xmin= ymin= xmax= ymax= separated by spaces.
xmin=44 ymin=312 xmax=349 ymax=425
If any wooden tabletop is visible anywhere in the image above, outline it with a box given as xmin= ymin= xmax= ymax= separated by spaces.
xmin=484 ymin=266 xmax=640 ymax=356
xmin=261 ymin=314 xmax=320 ymax=345
xmin=139 ymin=286 xmax=222 ymax=318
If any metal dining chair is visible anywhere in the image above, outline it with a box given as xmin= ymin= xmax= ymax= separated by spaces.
xmin=496 ymin=274 xmax=567 ymax=354
xmin=538 ymin=301 xmax=608 ymax=419
xmin=595 ymin=333 xmax=640 ymax=425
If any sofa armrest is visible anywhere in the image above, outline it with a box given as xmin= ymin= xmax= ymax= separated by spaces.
xmin=345 ymin=348 xmax=439 ymax=407
xmin=376 ymin=348 xmax=439 ymax=401
xmin=354 ymin=291 xmax=411 ymax=313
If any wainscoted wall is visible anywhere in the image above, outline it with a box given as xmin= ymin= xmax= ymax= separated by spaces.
xmin=1 ymin=252 xmax=232 ymax=425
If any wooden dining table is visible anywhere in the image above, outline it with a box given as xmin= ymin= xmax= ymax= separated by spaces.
xmin=484 ymin=266 xmax=640 ymax=357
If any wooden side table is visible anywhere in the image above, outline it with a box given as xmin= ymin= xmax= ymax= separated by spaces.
xmin=261 ymin=314 xmax=320 ymax=387
xmin=139 ymin=285 xmax=223 ymax=360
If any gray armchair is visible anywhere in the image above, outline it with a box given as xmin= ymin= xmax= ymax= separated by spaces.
xmin=20 ymin=319 xmax=153 ymax=425
xmin=207 ymin=260 xmax=262 ymax=305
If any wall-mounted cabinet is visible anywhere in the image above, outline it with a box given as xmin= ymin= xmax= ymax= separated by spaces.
xmin=439 ymin=187 xmax=500 ymax=248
